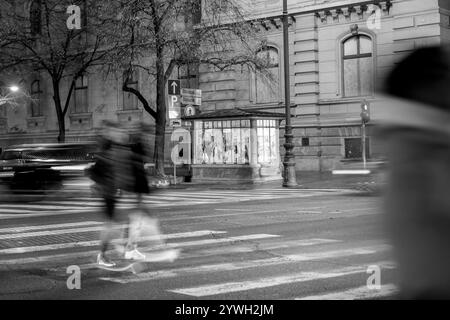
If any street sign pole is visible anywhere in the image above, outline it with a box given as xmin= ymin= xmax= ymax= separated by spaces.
xmin=360 ymin=100 xmax=370 ymax=170
xmin=362 ymin=122 xmax=366 ymax=170
xmin=173 ymin=160 xmax=177 ymax=185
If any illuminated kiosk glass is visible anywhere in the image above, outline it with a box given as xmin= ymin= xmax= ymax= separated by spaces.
xmin=185 ymin=108 xmax=285 ymax=183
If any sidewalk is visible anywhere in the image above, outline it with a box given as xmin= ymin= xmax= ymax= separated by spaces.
xmin=169 ymin=171 xmax=384 ymax=191
xmin=0 ymin=170 xmax=383 ymax=203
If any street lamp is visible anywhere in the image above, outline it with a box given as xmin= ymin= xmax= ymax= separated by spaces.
xmin=282 ymin=0 xmax=297 ymax=187
xmin=9 ymin=86 xmax=19 ymax=93
xmin=0 ymin=84 xmax=21 ymax=106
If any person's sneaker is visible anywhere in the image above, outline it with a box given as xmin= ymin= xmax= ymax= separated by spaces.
xmin=124 ymin=248 xmax=146 ymax=260
xmin=97 ymin=253 xmax=116 ymax=267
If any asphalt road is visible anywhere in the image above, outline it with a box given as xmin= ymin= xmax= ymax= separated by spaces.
xmin=0 ymin=186 xmax=398 ymax=300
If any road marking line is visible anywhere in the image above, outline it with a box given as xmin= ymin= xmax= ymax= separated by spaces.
xmin=0 ymin=233 xmax=275 ymax=255
xmin=296 ymin=284 xmax=398 ymax=300
xmin=0 ymin=189 xmax=355 ymax=219
xmin=0 ymin=237 xmax=349 ymax=267
xmin=189 ymin=239 xmax=344 ymax=256
xmin=0 ymin=208 xmax=97 ymax=219
xmin=259 ymin=238 xmax=342 ymax=248
xmin=162 ymin=210 xmax=282 ymax=221
xmin=0 ymin=209 xmax=36 ymax=214
xmin=0 ymin=230 xmax=228 ymax=254
xmin=169 ymin=261 xmax=396 ymax=297
xmin=34 ymin=201 xmax=104 ymax=206
xmin=99 ymin=246 xmax=390 ymax=284
xmin=215 ymin=209 xmax=253 ymax=211
xmin=0 ymin=205 xmax=92 ymax=210
xmin=297 ymin=211 xmax=323 ymax=214
xmin=0 ymin=221 xmax=102 ymax=233
xmin=0 ymin=206 xmax=322 ymax=221
xmin=154 ymin=193 xmax=230 ymax=199
xmin=0 ymin=225 xmax=124 ymax=240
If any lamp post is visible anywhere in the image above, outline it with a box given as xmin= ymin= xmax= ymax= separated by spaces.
xmin=282 ymin=0 xmax=297 ymax=187
xmin=360 ymin=100 xmax=370 ymax=170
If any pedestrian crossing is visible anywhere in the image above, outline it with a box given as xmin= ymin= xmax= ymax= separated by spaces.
xmin=0 ymin=217 xmax=398 ymax=300
xmin=0 ymin=188 xmax=353 ymax=218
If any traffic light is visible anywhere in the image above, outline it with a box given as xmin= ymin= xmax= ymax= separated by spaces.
xmin=360 ymin=100 xmax=370 ymax=124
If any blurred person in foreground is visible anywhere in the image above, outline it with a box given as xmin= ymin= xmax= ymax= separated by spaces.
xmin=379 ymin=45 xmax=450 ymax=299
xmin=91 ymin=121 xmax=131 ymax=267
xmin=122 ymin=125 xmax=165 ymax=259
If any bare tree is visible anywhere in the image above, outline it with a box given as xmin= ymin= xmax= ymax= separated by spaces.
xmin=0 ymin=0 xmax=119 ymax=142
xmin=106 ymin=0 xmax=272 ymax=177
xmin=0 ymin=89 xmax=31 ymax=108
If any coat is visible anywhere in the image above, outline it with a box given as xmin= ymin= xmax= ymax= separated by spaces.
xmin=379 ymin=97 xmax=450 ymax=299
xmin=130 ymin=141 xmax=150 ymax=194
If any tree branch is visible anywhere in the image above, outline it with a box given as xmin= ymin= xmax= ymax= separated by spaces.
xmin=122 ymin=82 xmax=157 ymax=119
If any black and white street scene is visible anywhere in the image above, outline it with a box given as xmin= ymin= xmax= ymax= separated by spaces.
xmin=1 ymin=0 xmax=450 ymax=303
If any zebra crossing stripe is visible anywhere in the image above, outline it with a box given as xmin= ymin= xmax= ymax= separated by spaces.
xmin=162 ymin=209 xmax=282 ymax=221
xmin=0 ymin=233 xmax=275 ymax=255
xmin=0 ymin=221 xmax=102 ymax=234
xmin=0 ymin=208 xmax=100 ymax=219
xmin=154 ymin=193 xmax=230 ymax=199
xmin=296 ymin=284 xmax=398 ymax=300
xmin=185 ymin=238 xmax=342 ymax=257
xmin=0 ymin=236 xmax=349 ymax=267
xmin=0 ymin=204 xmax=92 ymax=210
xmin=99 ymin=245 xmax=390 ymax=285
xmin=0 ymin=189 xmax=353 ymax=220
xmin=0 ymin=208 xmax=36 ymax=214
xmin=0 ymin=225 xmax=125 ymax=240
xmin=34 ymin=201 xmax=103 ymax=207
xmin=0 ymin=230 xmax=227 ymax=254
xmin=169 ymin=261 xmax=396 ymax=297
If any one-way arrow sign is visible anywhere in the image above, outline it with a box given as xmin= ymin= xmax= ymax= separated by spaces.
xmin=168 ymin=79 xmax=181 ymax=95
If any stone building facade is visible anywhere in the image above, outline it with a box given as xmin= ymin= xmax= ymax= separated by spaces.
xmin=199 ymin=0 xmax=450 ymax=171
xmin=1 ymin=0 xmax=449 ymax=173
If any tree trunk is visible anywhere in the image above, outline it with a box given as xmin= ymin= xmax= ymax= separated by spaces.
xmin=52 ymin=80 xmax=66 ymax=143
xmin=154 ymin=49 xmax=167 ymax=177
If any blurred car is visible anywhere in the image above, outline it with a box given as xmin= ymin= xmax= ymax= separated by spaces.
xmin=332 ymin=159 xmax=388 ymax=194
xmin=0 ymin=142 xmax=99 ymax=193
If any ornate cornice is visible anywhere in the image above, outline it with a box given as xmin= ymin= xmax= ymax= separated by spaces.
xmin=251 ymin=16 xmax=296 ymax=32
xmin=316 ymin=1 xmax=392 ymax=25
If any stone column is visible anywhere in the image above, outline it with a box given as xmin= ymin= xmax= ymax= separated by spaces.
xmin=250 ymin=119 xmax=258 ymax=166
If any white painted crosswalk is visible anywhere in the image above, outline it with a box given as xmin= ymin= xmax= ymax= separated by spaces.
xmin=168 ymin=261 xmax=396 ymax=297
xmin=296 ymin=284 xmax=399 ymax=300
xmin=0 ymin=216 xmax=396 ymax=300
xmin=0 ymin=188 xmax=353 ymax=219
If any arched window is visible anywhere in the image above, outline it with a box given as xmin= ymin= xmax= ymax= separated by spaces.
xmin=30 ymin=79 xmax=42 ymax=117
xmin=123 ymin=70 xmax=138 ymax=110
xmin=254 ymin=46 xmax=280 ymax=104
xmin=30 ymin=0 xmax=42 ymax=35
xmin=342 ymin=35 xmax=374 ymax=97
xmin=72 ymin=75 xmax=88 ymax=113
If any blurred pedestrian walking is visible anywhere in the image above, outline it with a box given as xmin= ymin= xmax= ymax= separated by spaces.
xmin=379 ymin=45 xmax=450 ymax=299
xmin=90 ymin=121 xmax=131 ymax=267
xmin=122 ymin=125 xmax=164 ymax=260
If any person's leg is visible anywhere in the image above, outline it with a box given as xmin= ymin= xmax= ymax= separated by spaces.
xmin=98 ymin=194 xmax=117 ymax=266
xmin=136 ymin=193 xmax=165 ymax=247
xmin=124 ymin=193 xmax=147 ymax=260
